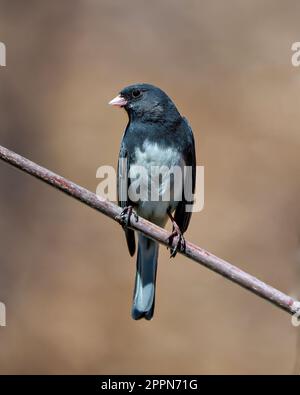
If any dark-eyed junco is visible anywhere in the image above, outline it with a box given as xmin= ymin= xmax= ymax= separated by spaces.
xmin=109 ymin=83 xmax=196 ymax=320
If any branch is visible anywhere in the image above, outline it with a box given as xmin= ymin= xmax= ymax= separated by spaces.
xmin=0 ymin=144 xmax=299 ymax=316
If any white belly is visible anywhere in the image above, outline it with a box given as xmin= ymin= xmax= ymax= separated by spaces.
xmin=130 ymin=140 xmax=183 ymax=225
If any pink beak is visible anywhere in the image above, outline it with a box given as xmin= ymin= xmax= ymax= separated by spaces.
xmin=108 ymin=94 xmax=127 ymax=107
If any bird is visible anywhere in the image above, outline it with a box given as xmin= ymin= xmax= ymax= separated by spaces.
xmin=109 ymin=83 xmax=196 ymax=320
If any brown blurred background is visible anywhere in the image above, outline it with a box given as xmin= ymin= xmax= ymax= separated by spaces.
xmin=0 ymin=0 xmax=300 ymax=374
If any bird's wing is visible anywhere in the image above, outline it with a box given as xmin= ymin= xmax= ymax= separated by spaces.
xmin=174 ymin=118 xmax=196 ymax=234
xmin=117 ymin=141 xmax=136 ymax=256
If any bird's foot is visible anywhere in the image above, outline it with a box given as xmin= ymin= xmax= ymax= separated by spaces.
xmin=166 ymin=211 xmax=186 ymax=258
xmin=115 ymin=206 xmax=138 ymax=228
xmin=167 ymin=226 xmax=186 ymax=258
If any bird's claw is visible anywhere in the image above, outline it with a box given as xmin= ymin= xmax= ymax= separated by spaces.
xmin=167 ymin=226 xmax=186 ymax=258
xmin=115 ymin=206 xmax=138 ymax=228
xmin=166 ymin=209 xmax=186 ymax=258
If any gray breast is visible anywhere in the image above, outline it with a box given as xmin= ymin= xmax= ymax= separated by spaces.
xmin=130 ymin=140 xmax=184 ymax=224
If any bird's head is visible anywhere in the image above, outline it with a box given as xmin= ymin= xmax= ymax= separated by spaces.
xmin=109 ymin=83 xmax=180 ymax=123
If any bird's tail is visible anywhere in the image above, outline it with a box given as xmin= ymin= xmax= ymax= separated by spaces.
xmin=132 ymin=234 xmax=159 ymax=320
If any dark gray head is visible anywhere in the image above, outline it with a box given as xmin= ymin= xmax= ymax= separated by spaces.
xmin=109 ymin=83 xmax=181 ymax=123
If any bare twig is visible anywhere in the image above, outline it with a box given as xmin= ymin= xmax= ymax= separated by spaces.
xmin=0 ymin=144 xmax=299 ymax=316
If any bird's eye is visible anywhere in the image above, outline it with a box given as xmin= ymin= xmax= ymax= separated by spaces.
xmin=132 ymin=89 xmax=141 ymax=98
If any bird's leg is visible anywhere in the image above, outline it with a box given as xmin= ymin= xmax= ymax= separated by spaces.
xmin=166 ymin=210 xmax=186 ymax=258
xmin=115 ymin=205 xmax=138 ymax=228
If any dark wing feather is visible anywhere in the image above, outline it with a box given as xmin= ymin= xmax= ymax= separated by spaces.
xmin=117 ymin=142 xmax=136 ymax=256
xmin=174 ymin=118 xmax=196 ymax=234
